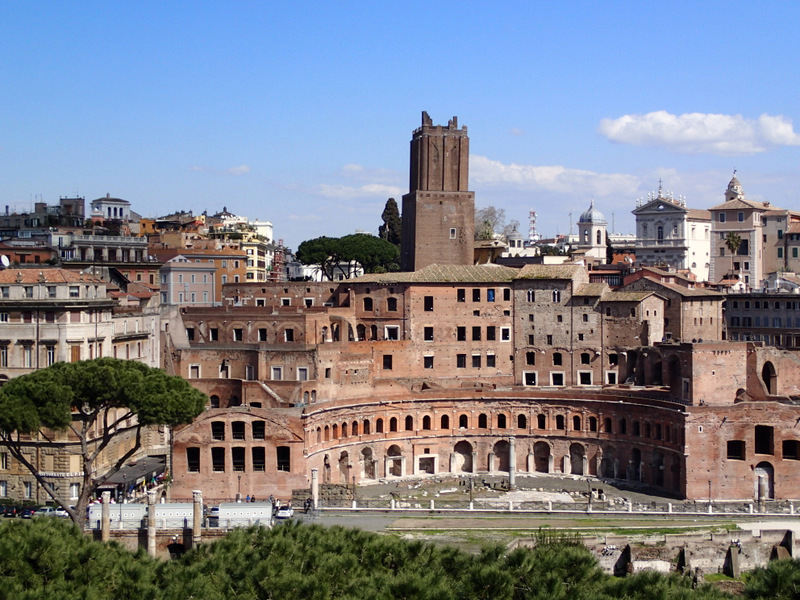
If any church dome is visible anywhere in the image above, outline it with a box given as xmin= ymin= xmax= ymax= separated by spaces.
xmin=578 ymin=200 xmax=606 ymax=224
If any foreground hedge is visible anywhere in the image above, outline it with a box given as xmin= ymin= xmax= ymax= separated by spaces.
xmin=0 ymin=518 xmax=795 ymax=599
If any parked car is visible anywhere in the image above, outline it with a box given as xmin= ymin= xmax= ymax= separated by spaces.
xmin=2 ymin=506 xmax=20 ymax=518
xmin=275 ymin=505 xmax=294 ymax=519
xmin=33 ymin=507 xmax=56 ymax=518
xmin=20 ymin=507 xmax=37 ymax=519
xmin=54 ymin=506 xmax=72 ymax=519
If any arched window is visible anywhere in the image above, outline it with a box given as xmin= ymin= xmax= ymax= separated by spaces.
xmin=552 ymin=289 xmax=561 ymax=302
xmin=572 ymin=415 xmax=581 ymax=431
xmin=596 ymin=230 xmax=602 ymax=245
xmin=589 ymin=416 xmax=598 ymax=432
xmin=537 ymin=414 xmax=546 ymax=429
xmin=583 ymin=230 xmax=588 ymax=243
xmin=517 ymin=414 xmax=527 ymax=429
xmin=376 ymin=418 xmax=384 ymax=433
xmin=633 ymin=421 xmax=641 ymax=436
xmin=352 ymin=421 xmax=358 ymax=436
xmin=363 ymin=420 xmax=370 ymax=435
xmin=441 ymin=415 xmax=450 ymax=429
xmin=556 ymin=415 xmax=565 ymax=430
xmin=422 ymin=416 xmax=431 ymax=430
xmin=389 ymin=417 xmax=397 ymax=432
xmin=459 ymin=414 xmax=468 ymax=429
xmin=497 ymin=414 xmax=507 ymax=429
xmin=478 ymin=414 xmax=488 ymax=428
xmin=209 ymin=395 xmax=220 ymax=409
xmin=526 ymin=289 xmax=535 ymax=302
xmin=604 ymin=417 xmax=612 ymax=433
xmin=643 ymin=224 xmax=648 ymax=237
xmin=405 ymin=415 xmax=414 ymax=431
xmin=316 ymin=427 xmax=321 ymax=444
xmin=332 ymin=424 xmax=338 ymax=438
xmin=620 ymin=418 xmax=627 ymax=434
xmin=341 ymin=423 xmax=348 ymax=437
xmin=324 ymin=425 xmax=330 ymax=441
xmin=657 ymin=226 xmax=664 ymax=240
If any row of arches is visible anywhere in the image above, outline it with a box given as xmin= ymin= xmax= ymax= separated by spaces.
xmin=316 ymin=439 xmax=682 ymax=492
xmin=310 ymin=409 xmax=682 ymax=449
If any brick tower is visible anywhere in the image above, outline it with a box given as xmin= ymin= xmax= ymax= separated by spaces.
xmin=400 ymin=112 xmax=475 ymax=271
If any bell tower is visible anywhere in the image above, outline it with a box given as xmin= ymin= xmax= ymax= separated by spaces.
xmin=400 ymin=112 xmax=475 ymax=271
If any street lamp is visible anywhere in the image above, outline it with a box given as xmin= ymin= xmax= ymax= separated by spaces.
xmin=237 ymin=475 xmax=242 ymax=502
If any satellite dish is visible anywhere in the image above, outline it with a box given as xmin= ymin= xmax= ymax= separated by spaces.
xmin=0 ymin=255 xmax=9 ymax=269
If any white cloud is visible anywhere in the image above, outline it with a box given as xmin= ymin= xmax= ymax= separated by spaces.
xmin=316 ymin=183 xmax=404 ymax=199
xmin=226 ymin=165 xmax=251 ymax=176
xmin=598 ymin=111 xmax=800 ymax=155
xmin=509 ymin=128 xmax=524 ymax=137
xmin=340 ymin=163 xmax=400 ymax=184
xmin=470 ymin=155 xmax=640 ymax=197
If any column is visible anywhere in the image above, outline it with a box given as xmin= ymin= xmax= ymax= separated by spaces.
xmin=488 ymin=452 xmax=495 ymax=474
xmin=101 ymin=491 xmax=110 ymax=542
xmin=527 ymin=452 xmax=534 ymax=473
xmin=311 ymin=468 xmax=319 ymax=509
xmin=508 ymin=438 xmax=516 ymax=490
xmin=192 ymin=490 xmax=202 ymax=548
xmin=547 ymin=454 xmax=554 ymax=474
xmin=147 ymin=490 xmax=157 ymax=558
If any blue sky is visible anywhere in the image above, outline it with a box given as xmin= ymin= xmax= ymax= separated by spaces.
xmin=2 ymin=1 xmax=799 ymax=249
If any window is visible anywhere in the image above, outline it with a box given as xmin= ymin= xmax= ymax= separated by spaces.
xmin=405 ymin=416 xmax=414 ymax=431
xmin=472 ymin=326 xmax=481 ymax=341
xmin=719 ymin=213 xmax=726 ymax=223
xmin=486 ymin=353 xmax=496 ymax=367
xmin=211 ymin=448 xmax=225 ymax=472
xmin=457 ymin=289 xmax=465 ymax=302
xmin=526 ymin=289 xmax=535 ymax=302
xmin=210 ymin=328 xmax=219 ymax=341
xmin=187 ymin=448 xmax=201 ymax=472
xmin=277 ymin=447 xmax=291 ymax=471
xmin=503 ymin=288 xmax=511 ymax=301
xmin=551 ymin=373 xmax=564 ymax=386
xmin=0 ymin=453 xmax=5 ymax=470
xmin=211 ymin=422 xmax=225 ymax=441
xmin=581 ymin=352 xmax=590 ymax=365
xmin=738 ymin=211 xmax=744 ymax=222
xmin=230 ymin=447 xmax=245 ymax=472
xmin=779 ymin=230 xmax=784 ymax=239
xmin=487 ymin=289 xmax=495 ymax=302
xmin=486 ymin=326 xmax=496 ymax=341
xmin=755 ymin=425 xmax=774 ymax=454
xmin=524 ymin=372 xmax=536 ymax=386
xmin=70 ymin=483 xmax=80 ymax=499
xmin=284 ymin=328 xmax=294 ymax=342
xmin=383 ymin=354 xmax=393 ymax=369
xmin=258 ymin=328 xmax=267 ymax=342
xmin=363 ymin=297 xmax=373 ymax=311
xmin=385 ymin=326 xmax=399 ymax=340
xmin=252 ymin=448 xmax=265 ymax=472
xmin=457 ymin=326 xmax=466 ymax=341
xmin=297 ymin=367 xmax=308 ymax=381
xmin=526 ymin=351 xmax=536 ymax=365
xmin=233 ymin=328 xmax=243 ymax=341
xmin=727 ymin=440 xmax=746 ymax=460
xmin=46 ymin=345 xmax=55 ymax=366
xmin=449 ymin=227 xmax=457 ymax=239
xmin=424 ymin=326 xmax=434 ymax=341
xmin=472 ymin=354 xmax=481 ymax=368
xmin=783 ymin=440 xmax=800 ymax=460
xmin=456 ymin=354 xmax=466 ymax=368
xmin=424 ymin=296 xmax=434 ymax=311
xmin=271 ymin=366 xmax=283 ymax=380
xmin=582 ymin=313 xmax=588 ymax=322
xmin=23 ymin=286 xmax=33 ymax=299
xmin=553 ymin=352 xmax=563 ymax=366
xmin=528 ymin=334 xmax=535 ymax=345
xmin=579 ymin=372 xmax=592 ymax=385
xmin=501 ymin=328 xmax=510 ymax=341
xmin=24 ymin=481 xmax=32 ymax=499
xmin=552 ymin=289 xmax=561 ymax=302
xmin=424 ymin=355 xmax=434 ymax=369
xmin=473 ymin=289 xmax=480 ymax=302
xmin=0 ymin=346 xmax=6 ymax=368
xmin=281 ymin=298 xmax=290 ymax=306
xmin=387 ymin=297 xmax=398 ymax=311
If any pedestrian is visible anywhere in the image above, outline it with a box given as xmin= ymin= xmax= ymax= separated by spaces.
xmin=246 ymin=494 xmax=251 ymax=503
